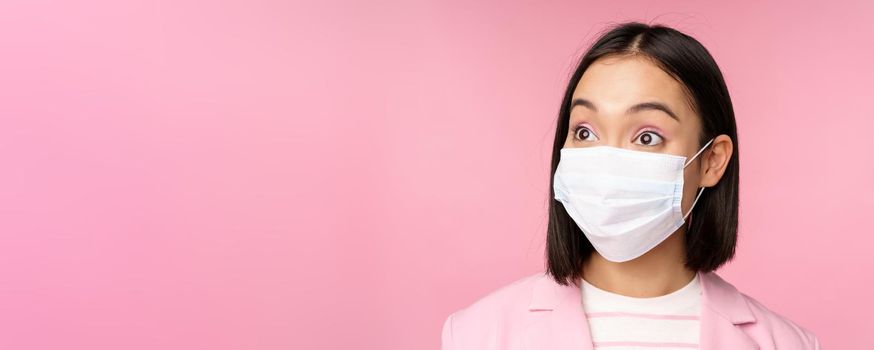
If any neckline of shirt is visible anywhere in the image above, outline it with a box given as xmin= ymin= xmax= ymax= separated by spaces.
xmin=580 ymin=273 xmax=701 ymax=306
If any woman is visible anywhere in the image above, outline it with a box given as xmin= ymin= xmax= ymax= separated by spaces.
xmin=441 ymin=22 xmax=821 ymax=350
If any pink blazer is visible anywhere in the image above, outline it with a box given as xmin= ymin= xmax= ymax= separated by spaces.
xmin=441 ymin=271 xmax=821 ymax=349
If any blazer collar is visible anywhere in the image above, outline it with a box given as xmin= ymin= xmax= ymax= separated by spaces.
xmin=523 ymin=270 xmax=759 ymax=350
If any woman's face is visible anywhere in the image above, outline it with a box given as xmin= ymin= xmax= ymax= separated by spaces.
xmin=565 ymin=54 xmax=702 ymax=157
xmin=564 ymin=54 xmax=716 ymax=218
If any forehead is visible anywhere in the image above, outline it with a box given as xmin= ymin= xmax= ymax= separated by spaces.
xmin=573 ymin=55 xmax=694 ymax=117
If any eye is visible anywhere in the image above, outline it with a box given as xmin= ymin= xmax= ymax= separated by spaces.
xmin=573 ymin=125 xmax=599 ymax=142
xmin=633 ymin=130 xmax=664 ymax=146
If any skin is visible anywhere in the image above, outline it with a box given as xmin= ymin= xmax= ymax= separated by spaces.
xmin=564 ymin=54 xmax=734 ymax=298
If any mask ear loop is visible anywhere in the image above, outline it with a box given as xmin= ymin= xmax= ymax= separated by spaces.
xmin=683 ymin=187 xmax=706 ymax=222
xmin=682 ymin=137 xmax=716 ymax=227
xmin=683 ymin=137 xmax=716 ymax=168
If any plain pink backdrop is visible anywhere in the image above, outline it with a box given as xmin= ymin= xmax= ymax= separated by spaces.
xmin=1 ymin=0 xmax=871 ymax=349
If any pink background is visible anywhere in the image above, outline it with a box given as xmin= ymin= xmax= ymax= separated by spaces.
xmin=1 ymin=0 xmax=871 ymax=349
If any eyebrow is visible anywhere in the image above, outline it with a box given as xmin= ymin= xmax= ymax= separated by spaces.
xmin=571 ymin=98 xmax=680 ymax=121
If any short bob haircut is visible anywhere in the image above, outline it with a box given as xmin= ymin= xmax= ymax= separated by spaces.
xmin=547 ymin=21 xmax=740 ymax=286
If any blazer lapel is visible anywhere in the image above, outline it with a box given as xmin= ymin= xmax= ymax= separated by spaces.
xmin=523 ymin=273 xmax=593 ymax=350
xmin=698 ymin=271 xmax=760 ymax=349
xmin=523 ymin=271 xmax=761 ymax=350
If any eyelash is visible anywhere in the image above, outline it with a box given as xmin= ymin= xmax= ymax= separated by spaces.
xmin=572 ymin=124 xmax=665 ymax=145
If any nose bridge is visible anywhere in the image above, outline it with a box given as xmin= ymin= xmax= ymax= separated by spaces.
xmin=599 ymin=113 xmax=628 ymax=148
xmin=605 ymin=134 xmax=624 ymax=148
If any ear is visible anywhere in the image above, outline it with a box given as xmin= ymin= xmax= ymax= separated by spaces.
xmin=698 ymin=134 xmax=733 ymax=187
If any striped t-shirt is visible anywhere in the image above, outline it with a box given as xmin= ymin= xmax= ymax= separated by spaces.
xmin=580 ymin=274 xmax=701 ymax=349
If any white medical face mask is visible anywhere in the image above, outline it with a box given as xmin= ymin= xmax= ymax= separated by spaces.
xmin=553 ymin=138 xmax=715 ymax=263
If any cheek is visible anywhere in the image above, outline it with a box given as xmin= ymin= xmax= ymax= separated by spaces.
xmin=562 ymin=132 xmax=574 ymax=147
xmin=681 ymin=167 xmax=704 ymax=206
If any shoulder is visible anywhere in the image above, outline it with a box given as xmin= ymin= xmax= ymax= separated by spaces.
xmin=735 ymin=287 xmax=822 ymax=349
xmin=444 ymin=271 xmax=544 ymax=324
xmin=441 ymin=272 xmax=545 ymax=349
